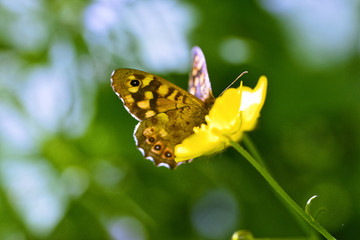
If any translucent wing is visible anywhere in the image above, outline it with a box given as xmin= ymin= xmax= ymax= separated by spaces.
xmin=188 ymin=46 xmax=215 ymax=106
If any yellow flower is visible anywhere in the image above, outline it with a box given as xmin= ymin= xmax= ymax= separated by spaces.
xmin=175 ymin=76 xmax=267 ymax=162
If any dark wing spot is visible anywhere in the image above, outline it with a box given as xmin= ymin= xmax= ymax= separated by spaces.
xmin=149 ymin=98 xmax=157 ymax=109
xmin=161 ymin=147 xmax=175 ymax=161
xmin=130 ymin=79 xmax=140 ymax=86
xmin=133 ymin=74 xmax=145 ymax=80
xmin=151 ymin=141 xmax=164 ymax=155
xmin=164 ymin=87 xmax=175 ymax=98
xmin=143 ymin=77 xmax=161 ymax=91
xmin=165 ymin=151 xmax=172 ymax=158
xmin=174 ymin=91 xmax=182 ymax=101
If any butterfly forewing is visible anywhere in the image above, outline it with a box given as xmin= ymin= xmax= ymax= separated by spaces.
xmin=111 ymin=68 xmax=205 ymax=121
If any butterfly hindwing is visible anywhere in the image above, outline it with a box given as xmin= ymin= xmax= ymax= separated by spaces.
xmin=134 ymin=106 xmax=206 ymax=168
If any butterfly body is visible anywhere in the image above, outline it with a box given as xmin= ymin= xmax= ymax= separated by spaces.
xmin=111 ymin=47 xmax=214 ymax=168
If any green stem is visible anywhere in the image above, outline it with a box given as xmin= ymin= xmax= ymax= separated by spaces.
xmin=242 ymin=134 xmax=316 ymax=238
xmin=242 ymin=133 xmax=267 ymax=168
xmin=228 ymin=139 xmax=336 ymax=240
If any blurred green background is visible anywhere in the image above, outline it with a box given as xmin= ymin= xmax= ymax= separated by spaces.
xmin=0 ymin=0 xmax=359 ymax=239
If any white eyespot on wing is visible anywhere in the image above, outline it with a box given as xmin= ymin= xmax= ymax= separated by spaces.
xmin=157 ymin=163 xmax=170 ymax=168
xmin=146 ymin=156 xmax=155 ymax=164
xmin=133 ymin=122 xmax=141 ymax=145
xmin=137 ymin=147 xmax=145 ymax=156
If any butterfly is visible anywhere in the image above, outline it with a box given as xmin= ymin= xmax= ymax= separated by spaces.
xmin=111 ymin=46 xmax=215 ymax=168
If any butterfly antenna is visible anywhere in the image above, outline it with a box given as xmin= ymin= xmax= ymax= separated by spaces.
xmin=220 ymin=71 xmax=248 ymax=96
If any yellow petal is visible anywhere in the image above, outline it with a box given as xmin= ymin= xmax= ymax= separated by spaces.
xmin=174 ymin=76 xmax=268 ymax=162
xmin=240 ymin=76 xmax=267 ymax=131
xmin=175 ymin=126 xmax=225 ymax=162
xmin=207 ymin=83 xmax=243 ymax=134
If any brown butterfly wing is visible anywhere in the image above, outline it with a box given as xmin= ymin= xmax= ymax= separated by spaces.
xmin=134 ymin=107 xmax=206 ymax=168
xmin=111 ymin=68 xmax=208 ymax=168
xmin=111 ymin=68 xmax=205 ymax=121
